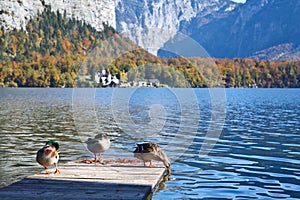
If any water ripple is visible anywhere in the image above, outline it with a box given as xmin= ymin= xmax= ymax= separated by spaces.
xmin=1 ymin=88 xmax=300 ymax=199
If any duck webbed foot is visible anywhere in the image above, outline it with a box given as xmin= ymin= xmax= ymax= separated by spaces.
xmin=42 ymin=167 xmax=50 ymax=174
xmin=149 ymin=160 xmax=155 ymax=167
xmin=54 ymin=163 xmax=60 ymax=174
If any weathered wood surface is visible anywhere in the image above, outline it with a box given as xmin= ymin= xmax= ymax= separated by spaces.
xmin=0 ymin=159 xmax=167 ymax=200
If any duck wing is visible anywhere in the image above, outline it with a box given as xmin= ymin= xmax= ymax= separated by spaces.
xmin=133 ymin=142 xmax=159 ymax=153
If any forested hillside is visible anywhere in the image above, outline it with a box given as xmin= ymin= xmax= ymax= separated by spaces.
xmin=0 ymin=6 xmax=116 ymax=87
xmin=213 ymin=58 xmax=300 ymax=88
xmin=0 ymin=6 xmax=299 ymax=88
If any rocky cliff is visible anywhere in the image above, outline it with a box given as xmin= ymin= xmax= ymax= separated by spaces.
xmin=0 ymin=0 xmax=116 ymax=31
xmin=115 ymin=0 xmax=238 ymax=54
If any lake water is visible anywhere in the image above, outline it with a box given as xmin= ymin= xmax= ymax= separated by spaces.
xmin=0 ymin=88 xmax=300 ymax=199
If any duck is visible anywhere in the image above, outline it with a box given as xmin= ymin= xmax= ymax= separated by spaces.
xmin=86 ymin=133 xmax=110 ymax=162
xmin=133 ymin=142 xmax=171 ymax=174
xmin=36 ymin=140 xmax=60 ymax=174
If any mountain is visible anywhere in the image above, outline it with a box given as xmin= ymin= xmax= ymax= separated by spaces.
xmin=1 ymin=0 xmax=238 ymax=55
xmin=1 ymin=0 xmax=299 ymax=60
xmin=115 ymin=0 xmax=238 ymax=55
xmin=177 ymin=0 xmax=300 ymax=60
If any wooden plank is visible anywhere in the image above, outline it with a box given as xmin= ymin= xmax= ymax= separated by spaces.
xmin=0 ymin=159 xmax=167 ymax=200
xmin=0 ymin=190 xmax=148 ymax=200
xmin=0 ymin=180 xmax=150 ymax=200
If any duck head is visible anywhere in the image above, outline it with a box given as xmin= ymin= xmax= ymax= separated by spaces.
xmin=94 ymin=133 xmax=108 ymax=140
xmin=167 ymin=164 xmax=171 ymax=175
xmin=46 ymin=140 xmax=59 ymax=150
xmin=160 ymin=152 xmax=171 ymax=174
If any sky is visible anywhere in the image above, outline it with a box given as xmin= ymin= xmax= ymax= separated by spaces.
xmin=231 ymin=0 xmax=247 ymax=3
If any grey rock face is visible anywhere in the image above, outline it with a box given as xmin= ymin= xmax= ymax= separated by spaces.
xmin=0 ymin=0 xmax=116 ymax=31
xmin=115 ymin=0 xmax=237 ymax=55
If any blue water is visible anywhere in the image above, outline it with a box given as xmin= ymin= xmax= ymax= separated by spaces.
xmin=0 ymin=88 xmax=299 ymax=199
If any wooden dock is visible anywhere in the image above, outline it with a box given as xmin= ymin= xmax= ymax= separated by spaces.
xmin=0 ymin=158 xmax=168 ymax=200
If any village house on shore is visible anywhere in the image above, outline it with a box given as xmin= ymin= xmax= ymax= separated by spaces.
xmin=95 ymin=70 xmax=160 ymax=88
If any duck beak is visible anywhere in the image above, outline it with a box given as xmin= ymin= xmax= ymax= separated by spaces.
xmin=167 ymin=164 xmax=171 ymax=175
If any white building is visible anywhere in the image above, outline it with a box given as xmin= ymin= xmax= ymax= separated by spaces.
xmin=95 ymin=69 xmax=119 ymax=87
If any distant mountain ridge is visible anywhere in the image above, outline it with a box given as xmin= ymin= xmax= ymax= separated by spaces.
xmin=178 ymin=0 xmax=300 ymax=60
